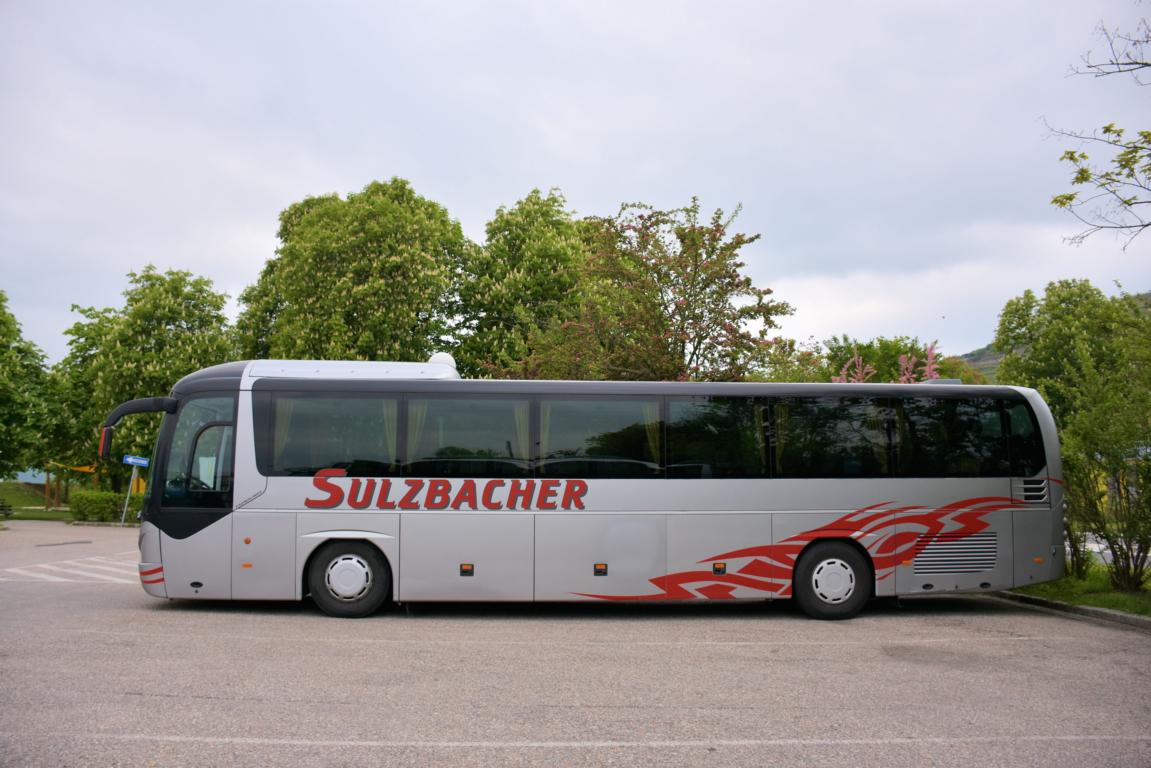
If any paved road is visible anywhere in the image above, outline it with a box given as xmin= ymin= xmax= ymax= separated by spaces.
xmin=1 ymin=520 xmax=1149 ymax=768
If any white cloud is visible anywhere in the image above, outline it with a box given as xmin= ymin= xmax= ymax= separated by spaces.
xmin=772 ymin=221 xmax=1151 ymax=355
xmin=2 ymin=0 xmax=1148 ymax=366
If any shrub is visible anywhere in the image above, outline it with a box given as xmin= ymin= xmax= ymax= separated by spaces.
xmin=70 ymin=491 xmax=143 ymax=523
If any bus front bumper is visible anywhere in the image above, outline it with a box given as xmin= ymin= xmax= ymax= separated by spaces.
xmin=138 ymin=563 xmax=167 ymax=598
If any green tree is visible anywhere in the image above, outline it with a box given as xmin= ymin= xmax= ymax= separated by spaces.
xmin=1051 ymin=17 xmax=1150 ymax=246
xmin=823 ymin=336 xmax=985 ymax=384
xmin=517 ymin=199 xmax=792 ymax=381
xmin=750 ymin=337 xmax=830 ymax=383
xmin=455 ymin=189 xmax=584 ymax=376
xmin=0 ymin=290 xmax=47 ymax=477
xmin=1061 ymin=359 xmax=1151 ymax=590
xmin=236 ymin=178 xmax=472 ymax=361
xmin=995 ymin=279 xmax=1151 ymax=589
xmin=49 ymin=267 xmax=234 ymax=485
xmin=994 ymin=281 xmax=1129 ymax=423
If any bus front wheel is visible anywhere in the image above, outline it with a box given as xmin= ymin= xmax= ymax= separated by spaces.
xmin=793 ymin=541 xmax=870 ymax=620
xmin=307 ymin=541 xmax=391 ymax=618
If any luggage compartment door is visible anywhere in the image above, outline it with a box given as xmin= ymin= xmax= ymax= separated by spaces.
xmin=399 ymin=513 xmax=534 ymax=601
xmin=535 ymin=514 xmax=666 ymax=600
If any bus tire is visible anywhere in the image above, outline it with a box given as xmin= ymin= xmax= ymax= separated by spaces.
xmin=307 ymin=541 xmax=391 ymax=618
xmin=793 ymin=541 xmax=870 ymax=620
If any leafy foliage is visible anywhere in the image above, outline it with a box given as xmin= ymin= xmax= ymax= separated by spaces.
xmin=49 ymin=267 xmax=234 ymax=485
xmin=1051 ymin=17 xmax=1150 ymax=246
xmin=455 ymin=190 xmax=584 ymax=376
xmin=70 ymin=490 xmax=143 ymax=522
xmin=994 ymin=281 xmax=1130 ymax=423
xmin=823 ymin=336 xmax=985 ymax=384
xmin=0 ymin=290 xmax=47 ymax=477
xmin=1051 ymin=124 xmax=1151 ymax=246
xmin=515 ymin=199 xmax=792 ymax=381
xmin=235 ymin=178 xmax=472 ymax=361
xmin=995 ymin=279 xmax=1151 ymax=589
xmin=750 ymin=337 xmax=830 ymax=383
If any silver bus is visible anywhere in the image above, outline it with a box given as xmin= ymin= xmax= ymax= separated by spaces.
xmin=99 ymin=357 xmax=1064 ymax=620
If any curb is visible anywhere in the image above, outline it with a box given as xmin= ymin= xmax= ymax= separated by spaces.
xmin=992 ymin=590 xmax=1151 ymax=632
xmin=69 ymin=521 xmax=140 ymax=528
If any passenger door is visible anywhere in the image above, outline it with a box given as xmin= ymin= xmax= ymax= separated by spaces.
xmin=156 ymin=394 xmax=236 ymax=599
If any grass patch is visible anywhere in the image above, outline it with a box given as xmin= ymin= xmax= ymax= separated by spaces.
xmin=0 ymin=481 xmax=52 ymax=508
xmin=7 ymin=508 xmax=74 ymax=522
xmin=1014 ymin=565 xmax=1151 ymax=617
xmin=0 ymin=482 xmax=73 ymax=522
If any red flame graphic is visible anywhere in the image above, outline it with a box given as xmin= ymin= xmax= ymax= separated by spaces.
xmin=576 ymin=496 xmax=1023 ymax=601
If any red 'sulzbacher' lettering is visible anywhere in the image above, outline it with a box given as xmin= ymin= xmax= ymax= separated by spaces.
xmin=562 ymin=479 xmax=588 ymax=510
xmin=399 ymin=479 xmax=424 ymax=510
xmin=304 ymin=468 xmax=348 ymax=509
xmin=305 ymin=474 xmax=591 ymax=511
xmin=506 ymin=480 xmax=535 ymax=510
xmin=425 ymin=479 xmax=451 ymax=509
xmin=376 ymin=479 xmax=397 ymax=509
xmin=451 ymin=480 xmax=478 ymax=510
xmin=537 ymin=479 xmax=560 ymax=510
xmin=482 ymin=479 xmax=505 ymax=510
xmin=348 ymin=479 xmax=375 ymax=509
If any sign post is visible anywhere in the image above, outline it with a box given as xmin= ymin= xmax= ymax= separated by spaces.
xmin=121 ymin=455 xmax=150 ymax=526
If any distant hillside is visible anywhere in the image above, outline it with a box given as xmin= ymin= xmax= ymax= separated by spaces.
xmin=958 ymin=291 xmax=1149 ymax=383
xmin=959 ymin=343 xmax=1003 ymax=382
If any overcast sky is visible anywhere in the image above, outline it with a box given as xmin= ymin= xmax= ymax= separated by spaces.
xmin=2 ymin=0 xmax=1148 ymax=365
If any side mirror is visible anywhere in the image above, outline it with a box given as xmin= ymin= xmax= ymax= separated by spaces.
xmin=98 ymin=426 xmax=114 ymax=461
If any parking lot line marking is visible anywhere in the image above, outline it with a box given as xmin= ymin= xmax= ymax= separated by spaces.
xmin=6 ymin=732 xmax=1149 ymax=749
xmin=36 ymin=564 xmax=135 ymax=583
xmin=65 ymin=628 xmax=1074 ymax=645
xmin=91 ymin=556 xmax=138 ymax=567
xmin=71 ymin=560 xmax=139 ymax=575
xmin=2 ymin=567 xmax=72 ymax=582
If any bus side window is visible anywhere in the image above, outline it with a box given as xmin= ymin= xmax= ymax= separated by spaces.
xmin=162 ymin=395 xmax=236 ymax=509
xmin=773 ymin=397 xmax=889 ymax=479
xmin=1005 ymin=400 xmax=1046 ymax=476
xmin=405 ymin=397 xmax=531 ymax=478
xmin=254 ymin=392 xmax=400 ymax=477
xmin=188 ymin=424 xmax=234 ymax=493
xmin=895 ymin=397 xmax=1009 ymax=478
xmin=667 ymin=396 xmax=767 ymax=478
xmin=538 ymin=398 xmax=662 ymax=479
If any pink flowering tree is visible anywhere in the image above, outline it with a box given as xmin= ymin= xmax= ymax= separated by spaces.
xmin=825 ymin=336 xmax=979 ymax=384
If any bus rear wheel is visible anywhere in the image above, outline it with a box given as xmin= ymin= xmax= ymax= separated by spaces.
xmin=793 ymin=541 xmax=870 ymax=620
xmin=307 ymin=541 xmax=391 ymax=618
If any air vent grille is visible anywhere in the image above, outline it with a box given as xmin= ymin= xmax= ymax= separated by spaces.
xmin=913 ymin=532 xmax=997 ymax=574
xmin=1012 ymin=478 xmax=1050 ymax=505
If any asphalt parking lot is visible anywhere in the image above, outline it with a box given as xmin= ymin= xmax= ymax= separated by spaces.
xmin=1 ymin=520 xmax=1149 ymax=768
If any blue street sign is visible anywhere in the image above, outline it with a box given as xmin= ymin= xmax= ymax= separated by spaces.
xmin=122 ymin=455 xmax=150 ymax=468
